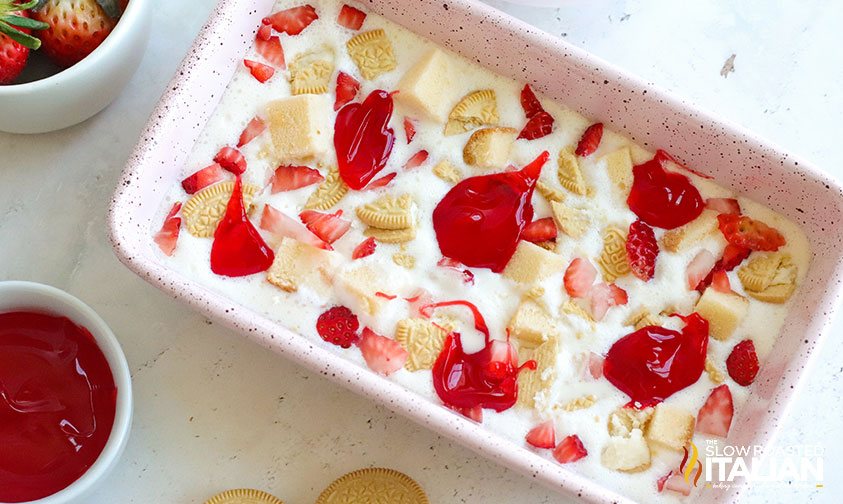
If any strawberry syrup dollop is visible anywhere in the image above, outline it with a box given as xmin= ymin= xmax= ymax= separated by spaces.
xmin=627 ymin=152 xmax=704 ymax=229
xmin=603 ymin=313 xmax=709 ymax=407
xmin=210 ymin=176 xmax=275 ymax=276
xmin=334 ymin=89 xmax=396 ymax=190
xmin=432 ymin=152 xmax=549 ymax=272
xmin=428 ymin=300 xmax=536 ymax=413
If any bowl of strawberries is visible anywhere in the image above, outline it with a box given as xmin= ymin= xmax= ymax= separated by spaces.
xmin=0 ymin=0 xmax=149 ymax=134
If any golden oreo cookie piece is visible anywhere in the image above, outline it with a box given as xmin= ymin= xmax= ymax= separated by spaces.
xmin=536 ymin=180 xmax=566 ymax=203
xmin=305 ymin=166 xmax=349 ymax=210
xmin=203 ymin=488 xmax=284 ymax=504
xmin=739 ymin=253 xmax=797 ymax=304
xmin=395 ymin=318 xmax=451 ymax=371
xmin=392 ymin=252 xmax=416 ymax=269
xmin=357 ymin=194 xmax=413 ymax=230
xmin=557 ymin=145 xmax=587 ymax=196
xmin=364 ymin=225 xmax=417 ymax=244
xmin=550 ymin=200 xmax=589 ymax=239
xmin=316 ymin=468 xmax=429 ymax=504
xmin=444 ymin=89 xmax=499 ymax=136
xmin=432 ymin=159 xmax=462 ymax=184
xmin=289 ymin=47 xmax=334 ymax=95
xmin=597 ymin=226 xmax=630 ymax=282
xmin=347 ymin=29 xmax=397 ymax=80
xmin=516 ymin=339 xmax=559 ymax=409
xmin=183 ymin=182 xmax=260 ymax=237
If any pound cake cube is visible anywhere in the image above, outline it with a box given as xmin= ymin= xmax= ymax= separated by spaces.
xmin=266 ymin=237 xmax=338 ymax=294
xmin=507 ymin=300 xmax=562 ymax=348
xmin=336 ymin=266 xmax=390 ymax=316
xmin=463 ymin=127 xmax=517 ymax=170
xmin=694 ymin=288 xmax=749 ymax=341
xmin=395 ymin=48 xmax=455 ymax=123
xmin=645 ymin=403 xmax=695 ymax=452
xmin=601 ymin=430 xmax=651 ymax=472
xmin=502 ymin=241 xmax=567 ymax=284
xmin=267 ymin=94 xmax=331 ymax=163
xmin=661 ymin=209 xmax=719 ymax=252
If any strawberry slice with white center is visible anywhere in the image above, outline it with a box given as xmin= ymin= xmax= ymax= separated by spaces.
xmin=334 ymin=71 xmax=360 ymax=111
xmin=525 ymin=420 xmax=556 ymax=449
xmin=357 ymin=327 xmax=408 ymax=375
xmin=663 ymin=473 xmax=692 ymax=496
xmin=337 ymin=4 xmax=366 ymax=30
xmin=255 ymin=36 xmax=286 ymax=69
xmin=243 ymin=59 xmax=275 ymax=83
xmin=214 ymin=146 xmax=247 ymax=175
xmin=404 ymin=117 xmax=417 ymax=143
xmin=260 ymin=204 xmax=330 ymax=250
xmin=269 ymin=165 xmax=324 ymax=193
xmin=696 ymin=384 xmax=734 ymax=438
xmin=299 ymin=209 xmax=351 ymax=244
xmin=154 ymin=203 xmax=182 ymax=256
xmin=352 ymin=236 xmax=377 ymax=259
xmin=181 ymin=163 xmax=224 ymax=194
xmin=686 ymin=249 xmax=716 ymax=290
xmin=564 ymin=257 xmax=597 ymax=298
xmin=552 ymin=434 xmax=588 ymax=463
xmin=403 ymin=150 xmax=429 ymax=170
xmin=263 ymin=4 xmax=318 ymax=35
xmin=587 ymin=352 xmax=604 ymax=380
xmin=711 ymin=270 xmax=731 ymax=293
xmin=589 ymin=282 xmax=628 ymax=321
xmin=521 ymin=217 xmax=557 ymax=242
xmin=256 ymin=23 xmax=272 ymax=41
xmin=237 ymin=116 xmax=267 ymax=148
xmin=706 ymin=197 xmax=741 ymax=215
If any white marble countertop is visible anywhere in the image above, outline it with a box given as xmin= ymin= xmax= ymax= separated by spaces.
xmin=1 ymin=0 xmax=840 ymax=502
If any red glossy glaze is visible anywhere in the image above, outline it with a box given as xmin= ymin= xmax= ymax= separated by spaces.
xmin=334 ymin=89 xmax=396 ymax=190
xmin=433 ymin=152 xmax=549 ymax=272
xmin=210 ymin=176 xmax=275 ymax=276
xmin=627 ymin=153 xmax=704 ymax=229
xmin=0 ymin=312 xmax=116 ymax=503
xmin=428 ymin=300 xmax=536 ymax=412
xmin=603 ymin=313 xmax=709 ymax=407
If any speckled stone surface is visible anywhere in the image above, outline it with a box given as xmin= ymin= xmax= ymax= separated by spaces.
xmin=0 ymin=0 xmax=840 ymax=503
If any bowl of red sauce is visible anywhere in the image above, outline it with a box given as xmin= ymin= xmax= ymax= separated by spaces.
xmin=0 ymin=281 xmax=132 ymax=504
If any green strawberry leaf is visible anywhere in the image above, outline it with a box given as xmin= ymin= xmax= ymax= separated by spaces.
xmin=2 ymin=13 xmax=48 ymax=29
xmin=95 ymin=0 xmax=121 ymax=19
xmin=0 ymin=19 xmax=41 ymax=49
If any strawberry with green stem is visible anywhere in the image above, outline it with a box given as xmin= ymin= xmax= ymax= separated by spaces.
xmin=30 ymin=0 xmax=124 ymax=68
xmin=0 ymin=1 xmax=49 ymax=84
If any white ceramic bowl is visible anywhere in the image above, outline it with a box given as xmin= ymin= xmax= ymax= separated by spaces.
xmin=0 ymin=0 xmax=151 ymax=134
xmin=0 ymin=281 xmax=133 ymax=504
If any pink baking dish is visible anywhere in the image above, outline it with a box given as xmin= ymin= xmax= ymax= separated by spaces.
xmin=108 ymin=0 xmax=843 ymax=502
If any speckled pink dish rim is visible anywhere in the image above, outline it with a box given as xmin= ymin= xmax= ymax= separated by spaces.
xmin=107 ymin=0 xmax=843 ymax=502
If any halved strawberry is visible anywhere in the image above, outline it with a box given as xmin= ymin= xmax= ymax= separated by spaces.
xmin=269 ymin=165 xmax=324 ymax=193
xmin=352 ymin=236 xmax=377 ymax=259
xmin=214 ymin=146 xmax=247 ymax=175
xmin=365 ymin=172 xmax=396 ymax=189
xmin=256 ymin=23 xmax=272 ymax=41
xmin=589 ymin=282 xmax=628 ymax=321
xmin=626 ymin=219 xmax=658 ymax=281
xmin=717 ymin=213 xmax=786 ymax=251
xmin=437 ymin=257 xmax=475 ymax=285
xmin=244 ymin=59 xmax=275 ymax=83
xmin=552 ymin=434 xmax=587 ymax=463
xmin=519 ymin=83 xmax=545 ymax=118
xmin=404 ymin=117 xmax=417 ymax=143
xmin=521 ymin=217 xmax=557 ymax=242
xmin=726 ymin=339 xmax=759 ymax=386
xmin=587 ymin=352 xmax=604 ymax=380
xmin=686 ymin=249 xmax=716 ymax=290
xmin=453 ymin=405 xmax=483 ymax=423
xmin=316 ymin=305 xmax=360 ymax=348
xmin=263 ymin=4 xmax=318 ymax=35
xmin=334 ymin=71 xmax=360 ymax=111
xmin=656 ymin=472 xmax=672 ymax=492
xmin=575 ymin=123 xmax=603 ymax=157
xmin=154 ymin=203 xmax=182 ymax=256
xmin=181 ymin=163 xmax=224 ymax=194
xmin=255 ymin=36 xmax=286 ymax=69
xmin=564 ymin=258 xmax=597 ymax=298
xmin=357 ymin=327 xmax=408 ymax=375
xmin=337 ymin=4 xmax=366 ymax=30
xmin=237 ymin=116 xmax=267 ymax=148
xmin=696 ymin=384 xmax=734 ymax=437
xmin=403 ymin=150 xmax=429 ymax=170
xmin=299 ymin=209 xmax=351 ymax=244
xmin=706 ymin=197 xmax=741 ymax=215
xmin=518 ymin=111 xmax=554 ymax=140
xmin=720 ymin=243 xmax=752 ymax=270
xmin=711 ymin=270 xmax=731 ymax=293
xmin=525 ymin=420 xmax=556 ymax=449
xmin=663 ymin=473 xmax=692 ymax=496
xmin=260 ymin=204 xmax=330 ymax=249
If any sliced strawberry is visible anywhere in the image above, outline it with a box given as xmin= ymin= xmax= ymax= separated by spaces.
xmin=406 ymin=288 xmax=434 ymax=319
xmin=720 ymin=243 xmax=752 ymax=270
xmin=663 ymin=474 xmax=692 ymax=496
xmin=154 ymin=203 xmax=182 ymax=256
xmin=587 ymin=352 xmax=604 ymax=380
xmin=237 ymin=116 xmax=267 ymax=148
xmin=655 ymin=149 xmax=714 ymax=180
xmin=717 ymin=213 xmax=786 ymax=251
xmin=552 ymin=434 xmax=587 ymax=463
xmin=244 ymin=59 xmax=275 ymax=83
xmin=404 ymin=117 xmax=417 ymax=143
xmin=726 ymin=339 xmax=759 ymax=386
xmin=575 ymin=123 xmax=603 ymax=157
xmin=686 ymin=249 xmax=716 ymax=290
xmin=519 ymin=83 xmax=545 ymax=118
xmin=255 ymin=36 xmax=286 ymax=69
xmin=352 ymin=236 xmax=377 ymax=259
xmin=403 ymin=150 xmax=429 ymax=170
xmin=337 ymin=4 xmax=366 ymax=30
xmin=181 ymin=163 xmax=224 ymax=194
xmin=521 ymin=217 xmax=557 ymax=242
xmin=260 ymin=204 xmax=330 ymax=249
xmin=364 ymin=172 xmax=397 ymax=189
xmin=526 ymin=420 xmax=556 ymax=449
xmin=299 ymin=209 xmax=351 ymax=244
xmin=589 ymin=282 xmax=628 ymax=321
xmin=706 ymin=197 xmax=741 ymax=215
xmin=256 ymin=23 xmax=272 ymax=41
xmin=711 ymin=270 xmax=731 ymax=293
xmin=454 ymin=405 xmax=483 ymax=423
xmin=270 ymin=165 xmax=324 ymax=193
xmin=696 ymin=384 xmax=734 ymax=437
xmin=656 ymin=472 xmax=672 ymax=492
xmin=263 ymin=4 xmax=318 ymax=35
xmin=518 ymin=111 xmax=554 ymax=140
xmin=437 ymin=257 xmax=475 ymax=285
xmin=316 ymin=306 xmax=360 ymax=348
xmin=626 ymin=219 xmax=658 ymax=281
xmin=357 ymin=327 xmax=408 ymax=375
xmin=564 ymin=258 xmax=597 ymax=299
xmin=334 ymin=71 xmax=360 ymax=111
xmin=214 ymin=146 xmax=247 ymax=175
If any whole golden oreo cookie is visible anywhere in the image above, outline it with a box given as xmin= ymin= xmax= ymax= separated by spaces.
xmin=316 ymin=468 xmax=429 ymax=504
xmin=203 ymin=488 xmax=284 ymax=504
xmin=183 ymin=182 xmax=260 ymax=237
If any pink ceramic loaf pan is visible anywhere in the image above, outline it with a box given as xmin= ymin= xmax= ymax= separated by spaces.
xmin=108 ymin=0 xmax=843 ymax=502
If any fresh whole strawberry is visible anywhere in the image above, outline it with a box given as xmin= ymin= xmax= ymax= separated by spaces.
xmin=626 ymin=219 xmax=658 ymax=281
xmin=0 ymin=1 xmax=48 ymax=84
xmin=31 ymin=0 xmax=123 ymax=68
xmin=726 ymin=339 xmax=759 ymax=386
xmin=316 ymin=305 xmax=359 ymax=348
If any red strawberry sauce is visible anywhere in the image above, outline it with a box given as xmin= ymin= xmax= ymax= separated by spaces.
xmin=210 ymin=176 xmax=275 ymax=276
xmin=433 ymin=151 xmax=549 ymax=272
xmin=428 ymin=300 xmax=536 ymax=412
xmin=334 ymin=89 xmax=396 ymax=190
xmin=603 ymin=313 xmax=709 ymax=407
xmin=0 ymin=312 xmax=116 ymax=503
xmin=627 ymin=153 xmax=704 ymax=229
